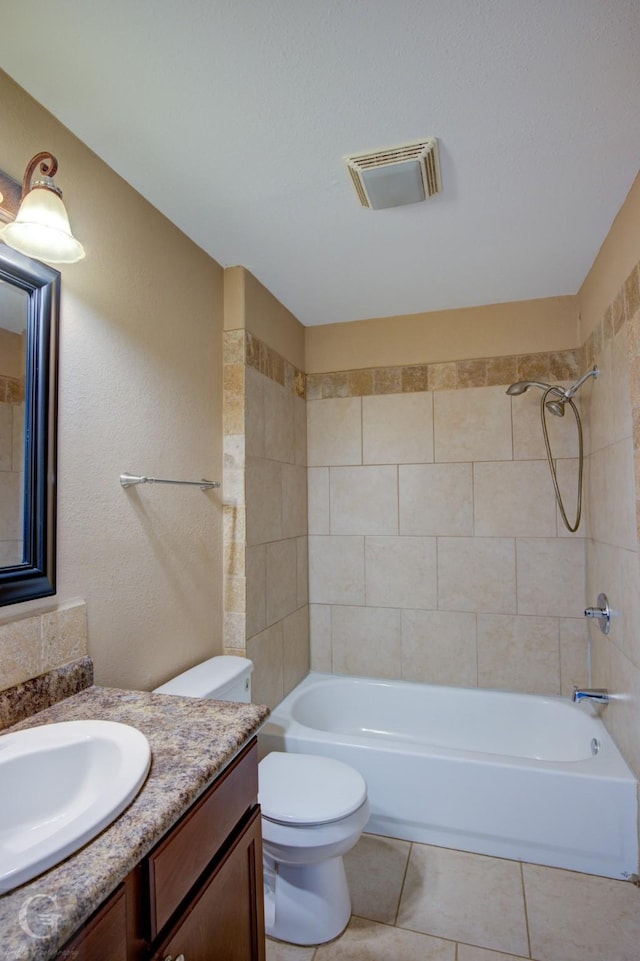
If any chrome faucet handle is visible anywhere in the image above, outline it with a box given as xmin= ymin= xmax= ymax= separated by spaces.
xmin=584 ymin=593 xmax=611 ymax=634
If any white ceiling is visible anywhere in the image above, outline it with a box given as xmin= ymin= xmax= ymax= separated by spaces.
xmin=1 ymin=1 xmax=639 ymax=327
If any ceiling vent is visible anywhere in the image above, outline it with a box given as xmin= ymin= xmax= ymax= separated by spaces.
xmin=344 ymin=138 xmax=441 ymax=210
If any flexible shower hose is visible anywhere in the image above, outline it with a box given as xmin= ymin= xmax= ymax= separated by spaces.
xmin=540 ymin=386 xmax=583 ymax=533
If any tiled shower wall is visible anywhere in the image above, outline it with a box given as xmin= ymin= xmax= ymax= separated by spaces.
xmin=223 ymin=330 xmax=309 ymax=708
xmin=585 ymin=260 xmax=640 ymax=782
xmin=307 ymin=350 xmax=589 ymax=695
xmin=224 ymin=264 xmax=640 ymax=794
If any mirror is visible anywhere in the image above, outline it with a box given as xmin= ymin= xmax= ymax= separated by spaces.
xmin=0 ymin=244 xmax=59 ymax=605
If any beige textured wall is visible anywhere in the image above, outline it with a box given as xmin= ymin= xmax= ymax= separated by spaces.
xmin=306 ymin=296 xmax=579 ymax=374
xmin=578 ymin=172 xmax=640 ymax=341
xmin=0 ymin=70 xmax=224 ymax=691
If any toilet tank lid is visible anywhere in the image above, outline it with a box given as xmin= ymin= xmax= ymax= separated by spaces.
xmin=153 ymin=655 xmax=253 ymax=698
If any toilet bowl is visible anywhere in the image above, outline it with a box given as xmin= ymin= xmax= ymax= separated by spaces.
xmin=259 ymin=751 xmax=368 ymax=945
xmin=153 ymin=656 xmax=369 ymax=945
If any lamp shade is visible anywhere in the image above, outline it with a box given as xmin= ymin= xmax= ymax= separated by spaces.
xmin=0 ymin=185 xmax=85 ymax=264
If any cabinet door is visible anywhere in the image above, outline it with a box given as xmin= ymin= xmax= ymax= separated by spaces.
xmin=148 ymin=739 xmax=258 ymax=938
xmin=152 ymin=807 xmax=265 ymax=961
xmin=61 ymin=884 xmax=128 ymax=961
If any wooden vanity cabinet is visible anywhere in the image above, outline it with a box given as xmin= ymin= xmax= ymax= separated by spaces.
xmin=61 ymin=883 xmax=130 ymax=961
xmin=150 ymin=807 xmax=264 ymax=961
xmin=59 ymin=738 xmax=265 ymax=961
xmin=60 ymin=868 xmax=147 ymax=961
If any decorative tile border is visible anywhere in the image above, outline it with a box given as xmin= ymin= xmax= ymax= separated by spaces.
xmin=306 ymin=349 xmax=582 ymax=400
xmin=222 ymin=330 xmax=306 ymax=437
xmin=233 ymin=333 xmax=585 ymax=402
xmin=245 ymin=330 xmax=306 ymax=398
xmin=583 ymin=262 xmax=639 ymax=373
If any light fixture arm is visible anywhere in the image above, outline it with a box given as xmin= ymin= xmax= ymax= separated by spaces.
xmin=22 ymin=152 xmax=61 ymax=197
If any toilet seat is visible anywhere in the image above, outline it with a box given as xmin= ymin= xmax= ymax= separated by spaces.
xmin=259 ymin=752 xmax=367 ymax=825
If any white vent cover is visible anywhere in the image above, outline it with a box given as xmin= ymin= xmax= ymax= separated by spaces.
xmin=344 ymin=138 xmax=441 ymax=209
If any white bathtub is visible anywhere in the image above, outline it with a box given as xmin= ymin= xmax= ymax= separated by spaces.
xmin=259 ymin=672 xmax=639 ymax=880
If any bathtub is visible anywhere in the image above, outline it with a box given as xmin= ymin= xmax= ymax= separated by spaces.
xmin=259 ymin=672 xmax=638 ymax=880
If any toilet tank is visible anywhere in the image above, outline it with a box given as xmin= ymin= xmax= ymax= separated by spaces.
xmin=153 ymin=655 xmax=253 ymax=703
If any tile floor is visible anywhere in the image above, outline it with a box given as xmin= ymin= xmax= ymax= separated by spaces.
xmin=265 ymin=834 xmax=640 ymax=961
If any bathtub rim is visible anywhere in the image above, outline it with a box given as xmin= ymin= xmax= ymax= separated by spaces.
xmin=262 ymin=671 xmax=636 ymax=780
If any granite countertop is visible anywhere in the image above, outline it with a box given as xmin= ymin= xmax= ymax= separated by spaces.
xmin=0 ymin=685 xmax=269 ymax=961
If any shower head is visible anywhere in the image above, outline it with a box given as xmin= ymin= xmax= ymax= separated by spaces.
xmin=506 ymin=366 xmax=599 ymax=407
xmin=505 ymin=380 xmax=564 ymax=397
xmin=545 ymin=400 xmax=566 ymax=417
xmin=506 ymin=379 xmax=567 ymax=417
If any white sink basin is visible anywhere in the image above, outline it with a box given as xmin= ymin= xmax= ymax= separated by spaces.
xmin=0 ymin=719 xmax=151 ymax=893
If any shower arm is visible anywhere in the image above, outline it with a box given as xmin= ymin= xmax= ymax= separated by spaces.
xmin=562 ymin=366 xmax=599 ymax=400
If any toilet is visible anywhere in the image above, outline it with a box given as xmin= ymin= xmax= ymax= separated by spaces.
xmin=153 ymin=656 xmax=369 ymax=945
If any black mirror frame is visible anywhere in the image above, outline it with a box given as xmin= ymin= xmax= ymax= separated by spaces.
xmin=0 ymin=244 xmax=59 ymax=605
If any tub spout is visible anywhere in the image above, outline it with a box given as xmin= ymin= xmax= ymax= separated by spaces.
xmin=572 ymin=687 xmax=609 ymax=706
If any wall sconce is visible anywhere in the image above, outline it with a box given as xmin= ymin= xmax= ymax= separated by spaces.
xmin=0 ymin=152 xmax=85 ymax=263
